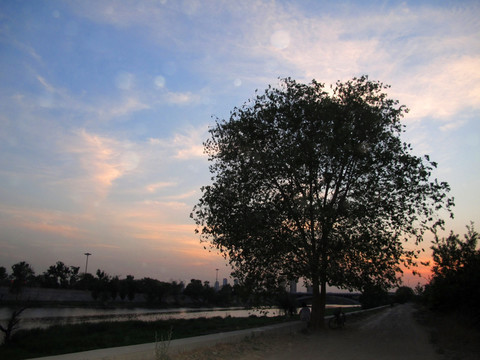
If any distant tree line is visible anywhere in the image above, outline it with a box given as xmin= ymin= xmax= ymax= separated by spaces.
xmin=5 ymin=226 xmax=476 ymax=312
xmin=0 ymin=261 xmax=251 ymax=307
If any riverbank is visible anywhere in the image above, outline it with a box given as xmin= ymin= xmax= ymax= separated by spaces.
xmin=0 ymin=307 xmax=363 ymax=359
xmin=0 ymin=314 xmax=294 ymax=359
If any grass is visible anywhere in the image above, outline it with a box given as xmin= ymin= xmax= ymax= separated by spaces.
xmin=0 ymin=315 xmax=293 ymax=360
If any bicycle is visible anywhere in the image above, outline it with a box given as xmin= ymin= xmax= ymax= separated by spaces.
xmin=328 ymin=308 xmax=346 ymax=329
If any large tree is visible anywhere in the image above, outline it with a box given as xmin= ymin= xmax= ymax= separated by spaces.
xmin=192 ymin=76 xmax=453 ymax=328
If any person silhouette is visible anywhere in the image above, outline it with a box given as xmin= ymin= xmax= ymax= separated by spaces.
xmin=299 ymin=302 xmax=311 ymax=322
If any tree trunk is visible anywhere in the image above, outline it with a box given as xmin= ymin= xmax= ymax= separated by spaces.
xmin=309 ymin=277 xmax=326 ymax=329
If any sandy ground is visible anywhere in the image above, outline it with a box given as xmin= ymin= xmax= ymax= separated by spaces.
xmin=173 ymin=303 xmax=441 ymax=360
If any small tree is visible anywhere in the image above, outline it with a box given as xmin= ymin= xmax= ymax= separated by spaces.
xmin=193 ymin=76 xmax=453 ymax=328
xmin=9 ymin=261 xmax=35 ymax=297
xmin=69 ymin=266 xmax=80 ymax=287
xmin=395 ymin=286 xmax=414 ymax=304
xmin=183 ymin=279 xmax=204 ymax=303
xmin=91 ymin=269 xmax=112 ymax=303
xmin=431 ymin=223 xmax=478 ymax=277
xmin=126 ymin=275 xmax=136 ymax=301
xmin=425 ymin=223 xmax=479 ymax=318
xmin=360 ymin=283 xmax=390 ymax=309
xmin=141 ymin=277 xmax=161 ymax=303
xmin=0 ymin=266 xmax=7 ymax=284
xmin=43 ymin=261 xmax=74 ymax=288
xmin=216 ymin=284 xmax=233 ymax=306
xmin=0 ymin=307 xmax=26 ymax=345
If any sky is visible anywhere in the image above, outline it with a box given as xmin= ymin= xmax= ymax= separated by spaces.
xmin=0 ymin=0 xmax=479 ymax=288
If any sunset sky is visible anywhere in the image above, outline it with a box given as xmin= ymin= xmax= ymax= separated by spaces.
xmin=0 ymin=0 xmax=479 ymax=288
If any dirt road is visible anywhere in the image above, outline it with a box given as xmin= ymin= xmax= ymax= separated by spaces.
xmin=174 ymin=303 xmax=440 ymax=360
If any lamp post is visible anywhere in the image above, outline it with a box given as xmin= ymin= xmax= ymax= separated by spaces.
xmin=84 ymin=253 xmax=91 ymax=274
xmin=214 ymin=268 xmax=219 ymax=291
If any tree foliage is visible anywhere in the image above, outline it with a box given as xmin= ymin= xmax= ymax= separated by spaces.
xmin=42 ymin=261 xmax=80 ymax=288
xmin=192 ymin=76 xmax=453 ymax=327
xmin=0 ymin=261 xmax=242 ymax=307
xmin=425 ymin=223 xmax=480 ymax=322
xmin=9 ymin=261 xmax=35 ymax=296
xmin=359 ymin=283 xmax=391 ymax=309
xmin=0 ymin=266 xmax=7 ymax=282
xmin=394 ymin=286 xmax=415 ymax=304
xmin=431 ymin=223 xmax=478 ymax=277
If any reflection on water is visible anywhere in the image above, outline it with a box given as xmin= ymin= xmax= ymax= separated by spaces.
xmin=0 ymin=307 xmax=280 ymax=330
xmin=0 ymin=304 xmax=357 ymax=330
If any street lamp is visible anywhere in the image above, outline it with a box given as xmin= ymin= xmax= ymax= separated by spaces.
xmin=84 ymin=253 xmax=91 ymax=274
xmin=214 ymin=268 xmax=220 ymax=291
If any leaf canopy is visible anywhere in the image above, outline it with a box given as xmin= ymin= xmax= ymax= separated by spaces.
xmin=193 ymin=76 xmax=453 ymax=293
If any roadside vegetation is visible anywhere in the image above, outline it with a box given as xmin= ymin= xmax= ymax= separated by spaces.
xmin=423 ymin=223 xmax=480 ymax=325
xmin=412 ymin=224 xmax=480 ymax=359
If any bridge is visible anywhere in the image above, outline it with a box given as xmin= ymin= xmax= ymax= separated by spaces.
xmin=293 ymin=291 xmax=361 ymax=306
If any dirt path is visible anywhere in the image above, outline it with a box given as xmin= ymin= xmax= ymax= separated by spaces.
xmin=174 ymin=304 xmax=440 ymax=360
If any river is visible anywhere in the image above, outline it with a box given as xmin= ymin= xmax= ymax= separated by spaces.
xmin=0 ymin=304 xmax=356 ymax=330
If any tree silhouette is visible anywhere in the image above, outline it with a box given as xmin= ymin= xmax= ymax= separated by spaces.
xmin=43 ymin=261 xmax=79 ymax=288
xmin=426 ymin=223 xmax=479 ymax=319
xmin=10 ymin=261 xmax=34 ymax=297
xmin=0 ymin=307 xmax=26 ymax=345
xmin=193 ymin=76 xmax=453 ymax=328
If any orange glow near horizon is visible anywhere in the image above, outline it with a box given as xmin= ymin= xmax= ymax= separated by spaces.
xmin=398 ymin=252 xmax=434 ymax=288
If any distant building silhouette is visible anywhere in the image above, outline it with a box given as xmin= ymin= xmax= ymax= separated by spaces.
xmin=223 ymin=278 xmax=228 ymax=287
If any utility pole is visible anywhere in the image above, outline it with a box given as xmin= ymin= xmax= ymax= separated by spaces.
xmin=84 ymin=253 xmax=91 ymax=274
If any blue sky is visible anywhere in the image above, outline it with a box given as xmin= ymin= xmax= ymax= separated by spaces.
xmin=0 ymin=0 xmax=479 ymax=286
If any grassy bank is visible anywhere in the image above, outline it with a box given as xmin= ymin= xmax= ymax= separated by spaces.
xmin=0 ymin=315 xmax=289 ymax=359
xmin=0 ymin=307 xmax=360 ymax=359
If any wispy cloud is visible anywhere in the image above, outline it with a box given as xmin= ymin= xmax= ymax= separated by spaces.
xmin=163 ymin=91 xmax=201 ymax=105
xmin=440 ymin=120 xmax=467 ymax=132
xmin=245 ymin=3 xmax=480 ymax=123
xmin=0 ymin=205 xmax=88 ymax=240
xmin=67 ymin=130 xmax=126 ymax=186
xmin=72 ymin=1 xmax=480 ymax=122
xmin=149 ymin=125 xmax=208 ymax=160
xmin=396 ymin=56 xmax=480 ymax=121
xmin=54 ymin=129 xmax=141 ymax=205
xmin=146 ymin=182 xmax=177 ymax=193
xmin=165 ymin=189 xmax=198 ymax=201
xmin=96 ymin=97 xmax=151 ymax=120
